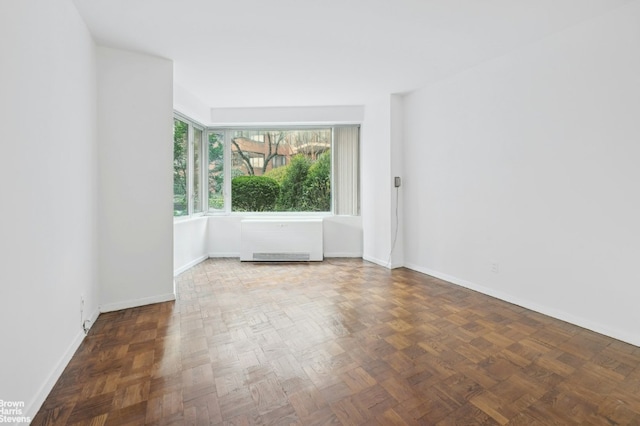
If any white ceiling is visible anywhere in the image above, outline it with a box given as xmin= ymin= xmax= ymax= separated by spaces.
xmin=73 ymin=0 xmax=631 ymax=108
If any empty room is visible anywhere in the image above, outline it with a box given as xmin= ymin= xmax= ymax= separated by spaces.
xmin=2 ymin=0 xmax=640 ymax=424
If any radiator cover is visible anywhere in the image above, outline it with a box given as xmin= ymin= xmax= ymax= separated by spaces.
xmin=240 ymin=218 xmax=323 ymax=262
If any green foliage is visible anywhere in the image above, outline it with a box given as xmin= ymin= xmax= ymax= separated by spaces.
xmin=277 ymin=155 xmax=310 ymax=211
xmin=231 ymin=168 xmax=245 ymax=179
xmin=232 ymin=175 xmax=280 ymax=212
xmin=302 ymin=150 xmax=331 ymax=211
xmin=263 ymin=165 xmax=289 ymax=185
xmin=208 ymin=133 xmax=224 ymax=210
xmin=173 ymin=120 xmax=188 ymax=216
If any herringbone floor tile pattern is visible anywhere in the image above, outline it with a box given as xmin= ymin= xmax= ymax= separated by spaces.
xmin=34 ymin=259 xmax=640 ymax=425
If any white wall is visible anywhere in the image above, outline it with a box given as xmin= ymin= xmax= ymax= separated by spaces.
xmin=0 ymin=0 xmax=99 ymax=418
xmin=174 ymin=217 xmax=209 ymax=275
xmin=360 ymin=94 xmax=405 ymax=269
xmin=97 ymin=47 xmax=175 ymax=311
xmin=323 ymin=216 xmax=363 ymax=257
xmin=174 ymin=83 xmax=210 ymax=125
xmin=390 ymin=94 xmax=405 ymax=268
xmin=210 ymin=105 xmax=365 ymax=126
xmin=207 ymin=217 xmax=243 ymax=257
xmin=402 ymin=1 xmax=640 ymax=346
xmin=361 ymin=96 xmax=393 ymax=267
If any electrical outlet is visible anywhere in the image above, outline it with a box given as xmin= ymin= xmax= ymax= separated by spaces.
xmin=80 ymin=295 xmax=91 ymax=334
xmin=394 ymin=176 xmax=401 ymax=187
xmin=490 ymin=262 xmax=499 ymax=274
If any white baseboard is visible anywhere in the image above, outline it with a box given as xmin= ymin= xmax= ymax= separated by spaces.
xmin=362 ymin=255 xmax=388 ymax=268
xmin=363 ymin=255 xmax=403 ymax=269
xmin=324 ymin=252 xmax=363 ymax=258
xmin=403 ymin=262 xmax=640 ymax=348
xmin=24 ymin=306 xmax=99 ymax=423
xmin=84 ymin=307 xmax=100 ymax=332
xmin=174 ymin=255 xmax=208 ymax=276
xmin=389 ymin=261 xmax=404 ymax=269
xmin=208 ymin=252 xmax=240 ymax=258
xmin=208 ymin=253 xmax=366 ymax=260
xmin=99 ymin=292 xmax=175 ymax=313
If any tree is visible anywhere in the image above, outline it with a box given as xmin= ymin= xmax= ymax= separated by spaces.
xmin=231 ymin=131 xmax=286 ymax=175
xmin=229 ymin=129 xmax=332 ymax=212
xmin=278 ymin=154 xmax=311 ymax=211
xmin=303 ymin=149 xmax=331 ymax=211
xmin=292 ymin=130 xmax=330 ymax=161
xmin=208 ymin=132 xmax=224 ymax=209
xmin=173 ymin=120 xmax=188 ymax=215
xmin=264 ymin=164 xmax=289 ymax=185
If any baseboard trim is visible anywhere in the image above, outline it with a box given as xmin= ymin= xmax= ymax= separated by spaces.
xmin=25 ymin=306 xmax=99 ymax=423
xmin=324 ymin=252 xmax=363 ymax=258
xmin=208 ymin=252 xmax=240 ymax=258
xmin=389 ymin=262 xmax=404 ymax=270
xmin=208 ymin=252 xmax=364 ymax=260
xmin=174 ymin=255 xmax=208 ymax=276
xmin=403 ymin=262 xmax=640 ymax=348
xmin=84 ymin=307 xmax=100 ymax=332
xmin=362 ymin=255 xmax=389 ymax=268
xmin=362 ymin=255 xmax=403 ymax=269
xmin=99 ymin=293 xmax=176 ymax=313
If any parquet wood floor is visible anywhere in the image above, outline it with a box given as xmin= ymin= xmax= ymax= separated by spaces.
xmin=33 ymin=258 xmax=640 ymax=425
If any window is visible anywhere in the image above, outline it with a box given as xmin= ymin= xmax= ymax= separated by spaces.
xmin=248 ymin=153 xmax=265 ymax=169
xmin=173 ymin=118 xmax=188 ymax=216
xmin=273 ymin=155 xmax=286 ymax=168
xmin=208 ymin=131 xmax=224 ymax=211
xmin=230 ymin=128 xmax=332 ymax=212
xmin=193 ymin=127 xmax=203 ymax=213
xmin=173 ymin=114 xmax=208 ymax=217
xmin=173 ymin=114 xmax=359 ymax=216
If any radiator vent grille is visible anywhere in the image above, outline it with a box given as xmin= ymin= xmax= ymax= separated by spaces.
xmin=253 ymin=252 xmax=310 ymax=262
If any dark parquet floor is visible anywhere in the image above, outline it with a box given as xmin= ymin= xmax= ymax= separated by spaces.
xmin=33 ymin=258 xmax=640 ymax=425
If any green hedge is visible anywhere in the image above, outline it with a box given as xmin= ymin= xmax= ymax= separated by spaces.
xmin=302 ymin=150 xmax=331 ymax=211
xmin=277 ymin=155 xmax=311 ymax=211
xmin=231 ymin=175 xmax=280 ymax=212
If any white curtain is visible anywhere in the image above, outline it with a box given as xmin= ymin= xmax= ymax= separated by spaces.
xmin=333 ymin=126 xmax=359 ymax=215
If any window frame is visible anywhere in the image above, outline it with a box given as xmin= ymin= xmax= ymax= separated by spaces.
xmin=174 ymin=114 xmax=360 ymax=219
xmin=173 ymin=112 xmax=207 ymax=220
xmin=216 ymin=125 xmax=335 ymax=216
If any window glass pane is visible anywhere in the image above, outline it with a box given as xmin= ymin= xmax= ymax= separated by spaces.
xmin=193 ymin=128 xmax=203 ymax=213
xmin=231 ymin=129 xmax=331 ymax=212
xmin=173 ymin=118 xmax=188 ymax=216
xmin=208 ymin=131 xmax=224 ymax=210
